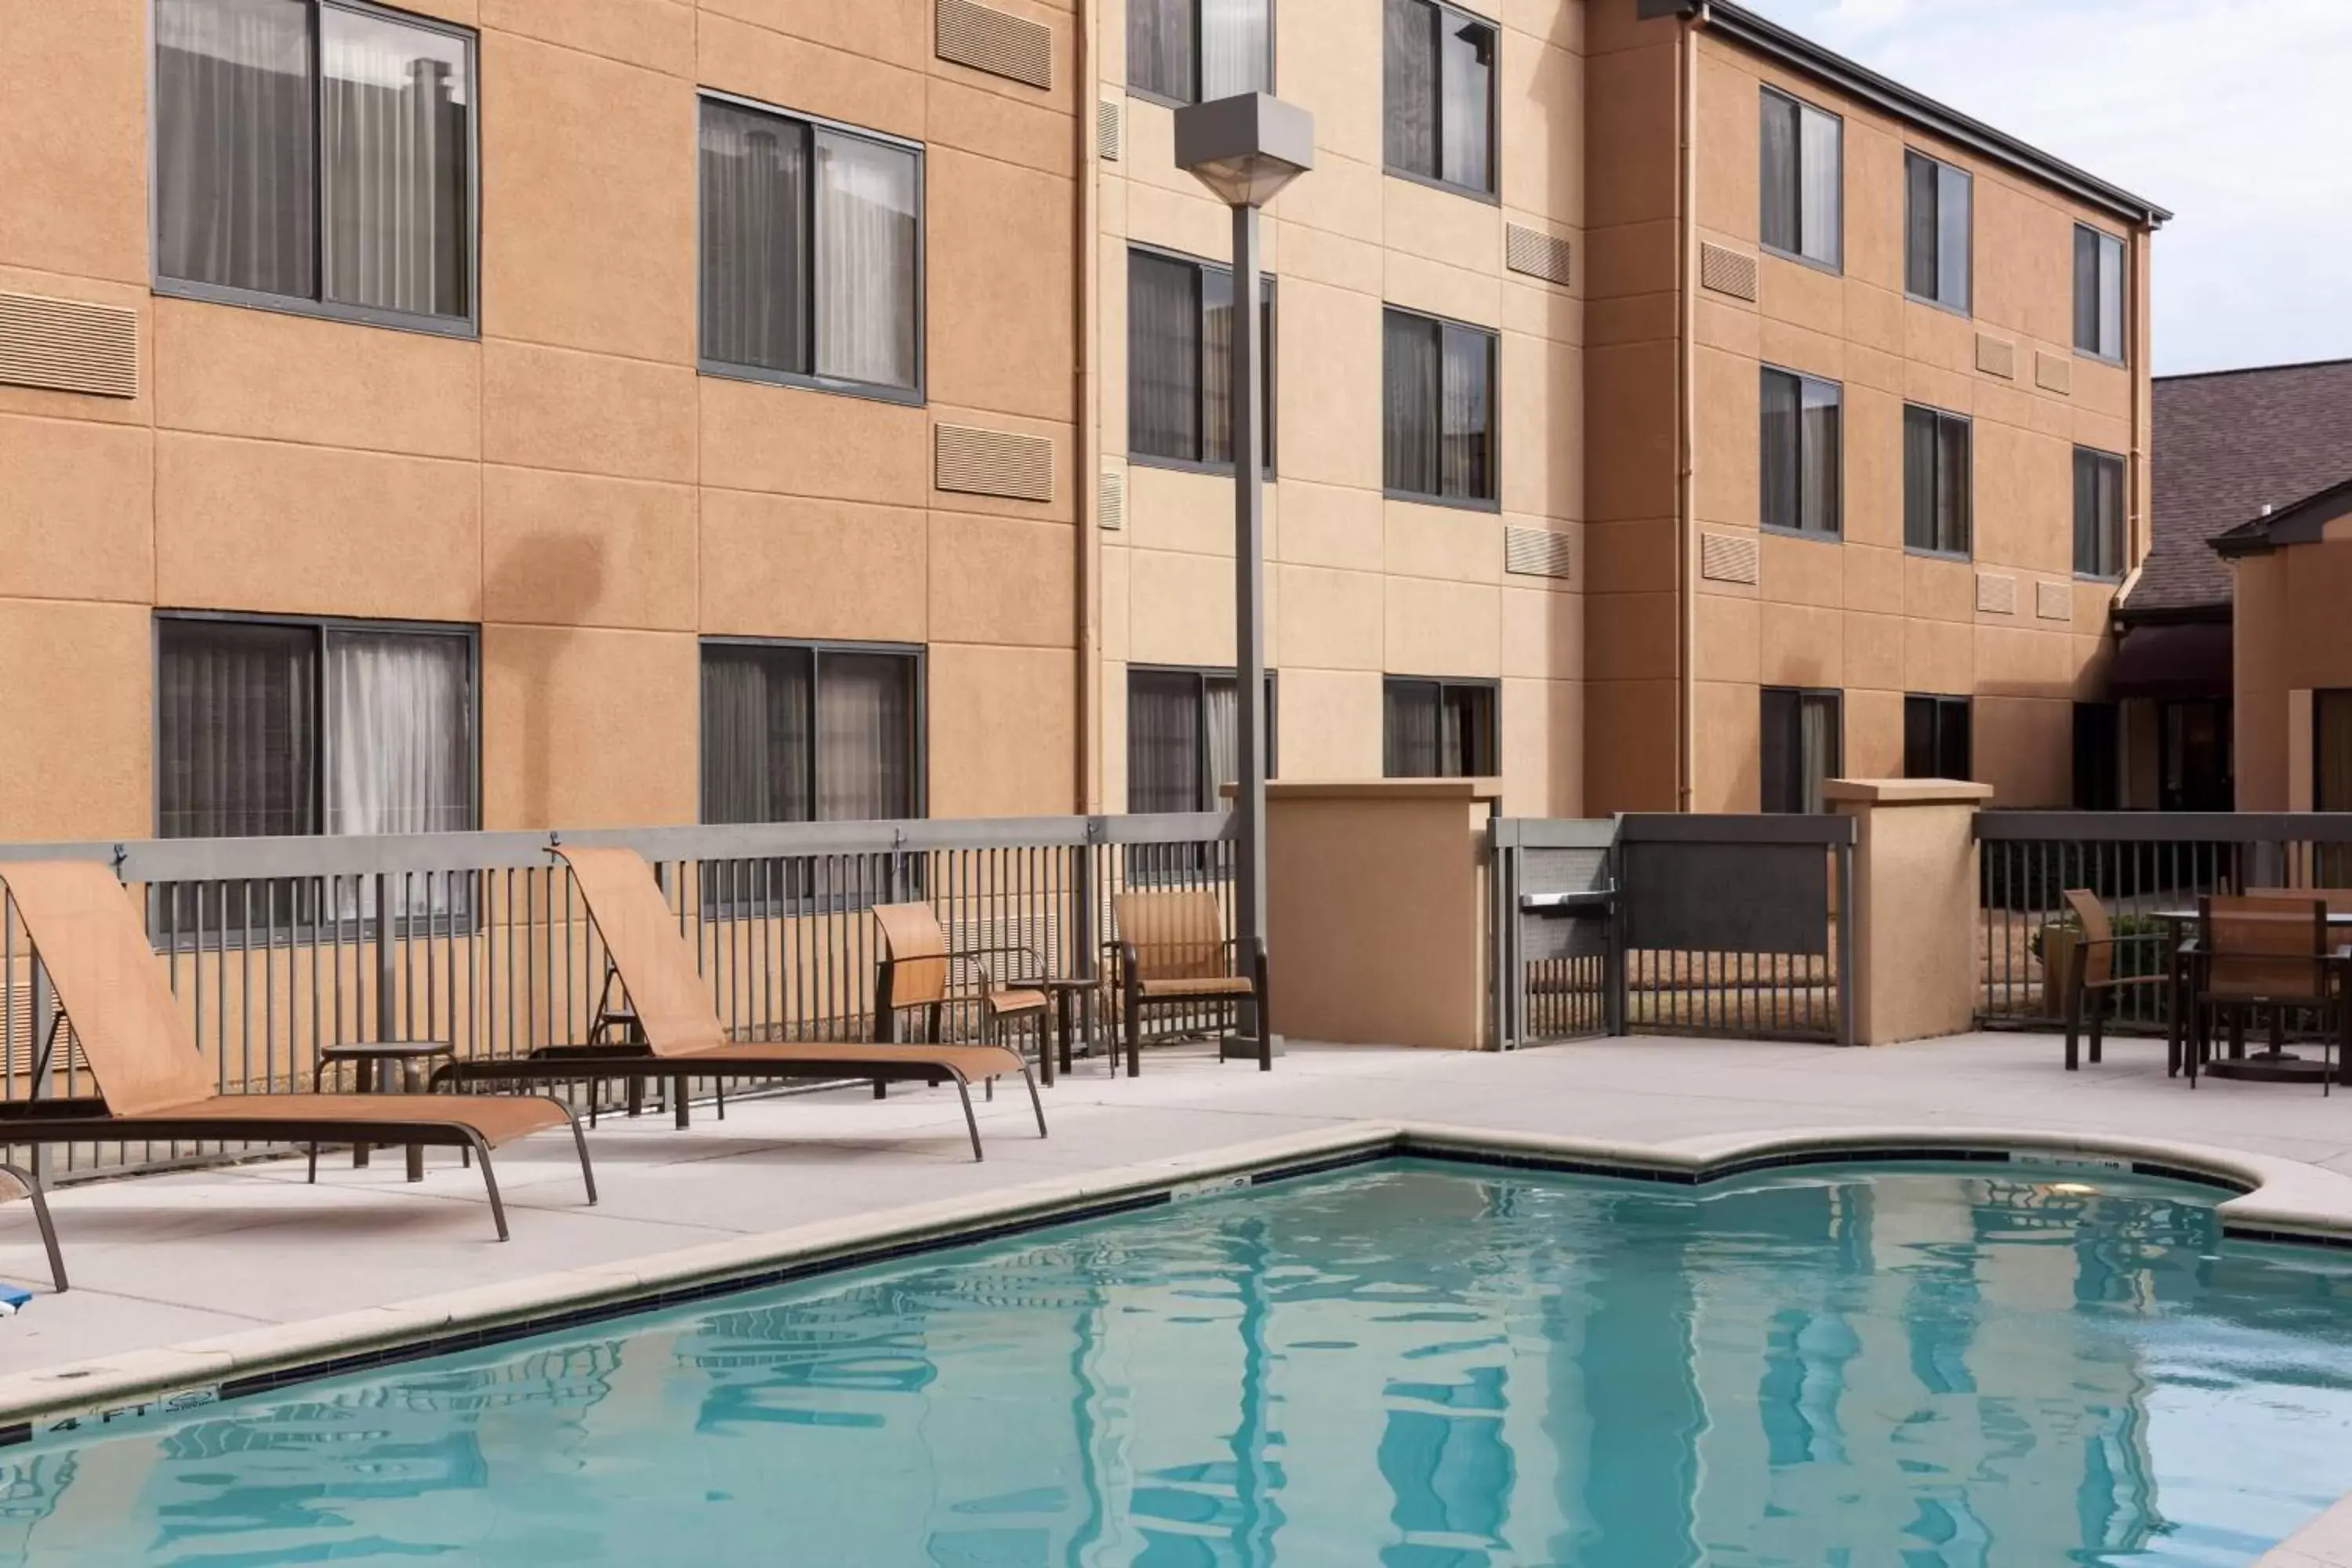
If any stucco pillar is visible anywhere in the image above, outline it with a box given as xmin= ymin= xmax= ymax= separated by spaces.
xmin=1824 ymin=779 xmax=1994 ymax=1046
xmin=1261 ymin=779 xmax=1501 ymax=1050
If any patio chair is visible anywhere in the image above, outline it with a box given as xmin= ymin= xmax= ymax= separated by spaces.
xmin=0 ymin=861 xmax=597 ymax=1243
xmin=2182 ymin=894 xmax=2347 ymax=1092
xmin=431 ymin=848 xmax=1045 ymax=1160
xmin=1109 ymin=888 xmax=1261 ymax=1077
xmin=871 ymin=903 xmax=1051 ymax=1073
xmin=2059 ymin=889 xmax=2173 ymax=1073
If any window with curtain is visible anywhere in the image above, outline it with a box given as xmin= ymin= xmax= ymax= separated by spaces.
xmin=1127 ymin=0 xmax=1273 ymax=104
xmin=2074 ymin=446 xmax=2125 ymax=579
xmin=699 ymin=642 xmax=919 ymax=825
xmin=1902 ymin=150 xmax=1971 ymax=312
xmin=1384 ymin=307 xmax=1495 ymax=503
xmin=1761 ymin=688 xmax=1841 ymax=814
xmin=1384 ymin=0 xmax=1495 ymax=197
xmin=1127 ymin=668 xmax=1276 ymax=813
xmin=2074 ymin=225 xmax=2125 ymax=361
xmin=1759 ymin=87 xmax=1840 ymax=269
xmin=154 ymin=0 xmax=474 ymax=326
xmin=1760 ymin=366 xmax=1840 ymax=536
xmin=1127 ymin=249 xmax=1276 ymax=471
xmin=1903 ymin=404 xmax=1971 ymax=556
xmin=699 ymin=96 xmax=920 ymax=396
xmin=1384 ymin=678 xmax=1497 ymax=779
xmin=2318 ymin=694 xmax=2352 ymax=813
xmin=1903 ymin=694 xmax=1972 ymax=781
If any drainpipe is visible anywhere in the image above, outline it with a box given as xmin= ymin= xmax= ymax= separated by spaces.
xmin=1675 ymin=8 xmax=1702 ymax=811
xmin=1074 ymin=0 xmax=1102 ymax=811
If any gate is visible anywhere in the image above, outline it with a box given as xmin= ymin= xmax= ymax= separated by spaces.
xmin=1490 ymin=818 xmax=1617 ymax=1047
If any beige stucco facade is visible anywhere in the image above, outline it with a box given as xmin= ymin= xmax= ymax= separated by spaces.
xmin=2227 ymin=527 xmax=2352 ymax=812
xmin=0 ymin=0 xmax=2158 ymax=842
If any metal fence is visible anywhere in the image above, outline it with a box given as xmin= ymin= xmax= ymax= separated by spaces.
xmin=1976 ymin=811 xmax=2352 ymax=1033
xmin=0 ymin=813 xmax=1236 ymax=1178
xmin=1492 ymin=813 xmax=1855 ymax=1047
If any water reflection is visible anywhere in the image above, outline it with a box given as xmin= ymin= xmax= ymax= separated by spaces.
xmin=8 ymin=1162 xmax=2352 ymax=1566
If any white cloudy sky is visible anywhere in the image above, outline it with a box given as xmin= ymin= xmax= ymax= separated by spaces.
xmin=1738 ymin=0 xmax=2352 ymax=375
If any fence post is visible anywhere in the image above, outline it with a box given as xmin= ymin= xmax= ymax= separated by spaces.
xmin=1606 ymin=836 xmax=1628 ymax=1037
xmin=374 ymin=872 xmax=395 ymax=1044
xmin=1835 ymin=837 xmax=1857 ymax=1047
xmin=1824 ymin=779 xmax=1992 ymax=1046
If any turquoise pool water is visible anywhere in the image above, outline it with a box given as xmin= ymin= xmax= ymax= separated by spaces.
xmin=10 ymin=1158 xmax=2352 ymax=1566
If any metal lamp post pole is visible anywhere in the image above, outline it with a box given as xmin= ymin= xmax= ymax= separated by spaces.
xmin=1229 ymin=198 xmax=1272 ymax=1070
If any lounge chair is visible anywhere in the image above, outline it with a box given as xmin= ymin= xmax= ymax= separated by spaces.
xmin=0 ymin=1164 xmax=65 ymax=1295
xmin=1109 ymin=887 xmax=1262 ymax=1076
xmin=872 ymin=902 xmax=1051 ymax=1061
xmin=430 ymin=847 xmax=1045 ymax=1160
xmin=0 ymin=861 xmax=596 ymax=1242
xmin=2057 ymin=889 xmax=2172 ymax=1072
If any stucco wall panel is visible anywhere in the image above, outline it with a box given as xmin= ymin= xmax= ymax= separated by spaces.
xmin=0 ymin=414 xmax=152 ymax=604
xmin=927 ymin=644 xmax=1076 ymax=816
xmin=1693 ymin=679 xmax=1761 ymax=812
xmin=1694 ymin=593 xmax=1759 ymax=684
xmin=485 ymin=341 xmax=697 ymax=482
xmin=0 ymin=598 xmax=150 ymax=838
xmin=1278 ymin=564 xmax=1385 ymax=673
xmin=699 ymin=490 xmax=928 ymax=644
xmin=1501 ymin=580 xmax=1583 ymax=681
xmin=1276 ymin=481 xmax=1384 ymax=573
xmin=1844 ymin=609 xmax=1904 ymax=691
xmin=696 ymin=14 xmax=925 ymax=140
xmin=699 ymin=379 xmax=924 ymax=504
xmin=0 ymin=0 xmax=147 ymax=284
xmin=485 ymin=0 xmax=695 ymax=76
xmin=1270 ymin=667 xmax=1381 ymax=781
xmin=483 ymin=625 xmax=699 ymax=828
xmin=1385 ymin=502 xmax=1501 ymax=586
xmin=481 ymin=467 xmax=697 ymax=632
xmin=1584 ymin=677 xmax=1679 ymax=813
xmin=1502 ymin=675 xmax=1581 ymax=815
xmin=1386 ymin=576 xmax=1502 ymax=679
xmin=1276 ymin=0 xmax=1385 ymax=167
xmin=699 ymin=0 xmax=928 ymax=73
xmin=927 ymin=512 xmax=1075 ymax=648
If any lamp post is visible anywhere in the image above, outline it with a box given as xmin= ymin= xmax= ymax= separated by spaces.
xmin=1174 ymin=93 xmax=1314 ymax=1071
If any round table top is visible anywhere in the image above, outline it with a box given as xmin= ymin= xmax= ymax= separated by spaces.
xmin=318 ymin=1040 xmax=456 ymax=1059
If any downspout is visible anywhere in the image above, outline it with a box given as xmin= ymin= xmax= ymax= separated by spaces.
xmin=1675 ymin=7 xmax=1702 ymax=811
xmin=1074 ymin=0 xmax=1102 ymax=811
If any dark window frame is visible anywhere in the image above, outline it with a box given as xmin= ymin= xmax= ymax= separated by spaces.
xmin=1758 ymin=85 xmax=1842 ymax=273
xmin=150 ymin=0 xmax=481 ymax=339
xmin=2073 ymin=223 xmax=2127 ymax=364
xmin=2073 ymin=445 xmax=2126 ymax=580
xmin=1125 ymin=0 xmax=1277 ymax=107
xmin=1382 ymin=675 xmax=1500 ymax=779
xmin=1760 ymin=686 xmax=1842 ymax=815
xmin=1902 ymin=148 xmax=1973 ymax=316
xmin=2315 ymin=691 xmax=2352 ymax=814
xmin=694 ymin=89 xmax=928 ymax=408
xmin=1125 ymin=663 xmax=1279 ymax=815
xmin=1903 ymin=693 xmax=1973 ymax=782
xmin=1903 ymin=401 xmax=1973 ymax=558
xmin=697 ymin=636 xmax=928 ymax=826
xmin=1125 ymin=242 xmax=1277 ymax=477
xmin=1759 ymin=363 xmax=1842 ymax=539
xmin=1382 ymin=0 xmax=1500 ymax=202
xmin=1381 ymin=303 xmax=1500 ymax=510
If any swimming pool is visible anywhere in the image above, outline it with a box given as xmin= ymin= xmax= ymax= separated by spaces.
xmin=9 ymin=1156 xmax=2352 ymax=1565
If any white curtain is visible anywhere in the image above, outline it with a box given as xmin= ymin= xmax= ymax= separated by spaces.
xmin=1798 ymin=103 xmax=1840 ymax=267
xmin=1200 ymin=266 xmax=1235 ymax=465
xmin=154 ymin=0 xmax=315 ymax=298
xmin=1759 ymin=93 xmax=1798 ymax=254
xmin=1800 ymin=376 xmax=1840 ymax=535
xmin=1438 ymin=13 xmax=1492 ymax=191
xmin=1128 ymin=0 xmax=1195 ymax=101
xmin=1439 ymin=323 xmax=1491 ymax=501
xmin=1200 ymin=0 xmax=1271 ymax=100
xmin=816 ymin=653 xmax=914 ymax=821
xmin=323 ymin=630 xmax=471 ymax=836
xmin=321 ymin=6 xmax=470 ymax=318
xmin=699 ymin=102 xmax=810 ymax=375
xmin=815 ymin=132 xmax=918 ymax=390
xmin=1799 ymin=695 xmax=1836 ymax=815
xmin=1384 ymin=0 xmax=1436 ymax=178
xmin=1203 ymin=677 xmax=1239 ymax=814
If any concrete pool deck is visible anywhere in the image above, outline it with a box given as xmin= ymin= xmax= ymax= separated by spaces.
xmin=10 ymin=1029 xmax=2352 ymax=1563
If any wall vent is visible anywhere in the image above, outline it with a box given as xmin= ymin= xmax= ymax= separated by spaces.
xmin=1504 ymin=525 xmax=1572 ymax=580
xmin=935 ymin=0 xmax=1053 ymax=89
xmin=2035 ymin=350 xmax=2073 ymax=395
xmin=2036 ymin=580 xmax=2073 ymax=621
xmin=1699 ymin=530 xmax=1760 ymax=585
xmin=1504 ymin=224 xmax=1572 ymax=288
xmin=1976 ymin=572 xmax=2017 ymax=615
xmin=1098 ymin=466 xmax=1125 ymax=530
xmin=1698 ymin=242 xmax=1759 ymax=303
xmin=1975 ymin=332 xmax=2016 ymax=379
xmin=1097 ymin=98 xmax=1123 ymax=161
xmin=0 ymin=292 xmax=137 ymax=399
xmin=936 ymin=423 xmax=1054 ymax=503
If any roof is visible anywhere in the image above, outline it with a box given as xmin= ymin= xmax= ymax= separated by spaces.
xmin=2210 ymin=472 xmax=2352 ymax=559
xmin=1639 ymin=1 xmax=2170 ymax=228
xmin=2126 ymin=358 xmax=2352 ymax=617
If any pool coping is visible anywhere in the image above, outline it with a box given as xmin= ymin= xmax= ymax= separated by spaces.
xmin=12 ymin=1118 xmax=2352 ymax=1449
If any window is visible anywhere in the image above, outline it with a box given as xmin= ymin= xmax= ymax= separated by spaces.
xmin=1127 ymin=249 xmax=1275 ymax=472
xmin=1127 ymin=0 xmax=1272 ymax=104
xmin=1383 ymin=307 xmax=1496 ymax=504
xmin=1384 ymin=678 xmax=1497 ymax=779
xmin=699 ymin=96 xmax=921 ymax=398
xmin=2073 ymin=225 xmax=2125 ymax=361
xmin=1385 ymin=0 xmax=1495 ymax=198
xmin=1761 ymin=688 xmax=1841 ymax=815
xmin=2318 ymin=694 xmax=2352 ymax=812
xmin=1760 ymin=367 xmax=1840 ymax=536
xmin=2073 ymin=702 xmax=2118 ymax=810
xmin=154 ymin=0 xmax=474 ymax=330
xmin=2074 ymin=446 xmax=2125 ymax=579
xmin=1903 ymin=151 xmax=1970 ymax=312
xmin=1903 ymin=404 xmax=1971 ymax=556
xmin=1759 ymin=88 xmax=1840 ymax=269
xmin=700 ymin=641 xmax=920 ymax=824
xmin=1127 ymin=667 xmax=1276 ymax=813
xmin=1903 ymin=694 xmax=1972 ymax=781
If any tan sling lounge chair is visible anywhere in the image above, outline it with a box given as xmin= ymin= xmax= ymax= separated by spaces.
xmin=1110 ymin=887 xmax=1262 ymax=1076
xmin=0 ymin=861 xmax=596 ymax=1242
xmin=430 ymin=846 xmax=1045 ymax=1160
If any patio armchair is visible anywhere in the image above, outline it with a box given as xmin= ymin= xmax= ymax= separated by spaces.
xmin=2059 ymin=889 xmax=2173 ymax=1073
xmin=2181 ymin=895 xmax=2348 ymax=1092
xmin=871 ymin=902 xmax=1052 ymax=1074
xmin=1109 ymin=888 xmax=1263 ymax=1077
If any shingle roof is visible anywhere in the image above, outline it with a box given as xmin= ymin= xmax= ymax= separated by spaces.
xmin=2127 ymin=358 xmax=2352 ymax=619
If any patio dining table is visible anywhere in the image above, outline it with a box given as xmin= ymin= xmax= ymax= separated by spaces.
xmin=2149 ymin=906 xmax=2352 ymax=1085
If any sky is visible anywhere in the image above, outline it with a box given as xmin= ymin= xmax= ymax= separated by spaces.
xmin=1737 ymin=0 xmax=2352 ymax=376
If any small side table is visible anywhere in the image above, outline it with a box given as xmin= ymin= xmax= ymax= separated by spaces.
xmin=314 ymin=1041 xmax=456 ymax=1181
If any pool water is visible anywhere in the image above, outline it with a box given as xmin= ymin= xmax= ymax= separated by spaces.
xmin=10 ymin=1159 xmax=2352 ymax=1566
